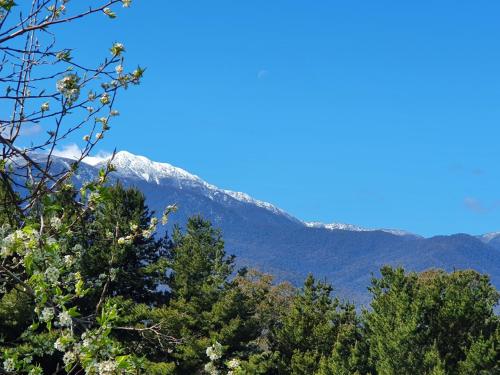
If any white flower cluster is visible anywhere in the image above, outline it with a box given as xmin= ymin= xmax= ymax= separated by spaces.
xmin=81 ymin=331 xmax=94 ymax=348
xmin=56 ymin=74 xmax=80 ymax=102
xmin=204 ymin=362 xmax=219 ymax=375
xmin=63 ymin=351 xmax=77 ymax=366
xmin=40 ymin=307 xmax=55 ymax=322
xmin=97 ymin=360 xmax=117 ymax=375
xmin=73 ymin=244 xmax=83 ymax=253
xmin=54 ymin=336 xmax=69 ymax=352
xmin=227 ymin=358 xmax=240 ymax=369
xmin=64 ymin=254 xmax=75 ymax=266
xmin=110 ymin=42 xmax=125 ymax=56
xmin=1 ymin=228 xmax=29 ymax=257
xmin=45 ymin=266 xmax=60 ymax=283
xmin=50 ymin=216 xmax=62 ymax=230
xmin=3 ymin=358 xmax=15 ymax=372
xmin=100 ymin=93 xmax=110 ymax=105
xmin=206 ymin=341 xmax=223 ymax=361
xmin=58 ymin=310 xmax=72 ymax=327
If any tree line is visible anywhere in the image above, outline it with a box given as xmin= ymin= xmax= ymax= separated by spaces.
xmin=1 ymin=183 xmax=499 ymax=374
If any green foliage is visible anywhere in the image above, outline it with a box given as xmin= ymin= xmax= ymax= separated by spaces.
xmin=168 ymin=216 xmax=233 ymax=305
xmin=1 ymin=173 xmax=500 ymax=374
xmin=365 ymin=266 xmax=500 ymax=375
xmin=270 ymin=274 xmax=360 ymax=374
xmin=80 ymin=183 xmax=168 ymax=306
xmin=2 ymin=187 xmax=500 ymax=374
xmin=458 ymin=327 xmax=500 ymax=374
xmin=161 ymin=217 xmax=288 ymax=373
xmin=0 ymin=287 xmax=33 ymax=341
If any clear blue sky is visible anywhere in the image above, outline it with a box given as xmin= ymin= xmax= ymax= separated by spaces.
xmin=59 ymin=1 xmax=500 ymax=236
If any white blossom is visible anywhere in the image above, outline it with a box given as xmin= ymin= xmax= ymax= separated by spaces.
xmin=50 ymin=216 xmax=62 ymax=230
xmin=40 ymin=307 xmax=55 ymax=322
xmin=63 ymin=351 xmax=77 ymax=366
xmin=3 ymin=358 xmax=15 ymax=372
xmin=45 ymin=266 xmax=60 ymax=283
xmin=56 ymin=74 xmax=80 ymax=102
xmin=227 ymin=358 xmax=240 ymax=369
xmin=110 ymin=43 xmax=125 ymax=56
xmin=46 ymin=237 xmax=57 ymax=246
xmin=64 ymin=255 xmax=75 ymax=266
xmin=206 ymin=341 xmax=223 ymax=361
xmin=97 ymin=360 xmax=117 ymax=375
xmin=54 ymin=337 xmax=68 ymax=352
xmin=100 ymin=93 xmax=110 ymax=105
xmin=204 ymin=362 xmax=219 ymax=375
xmin=58 ymin=310 xmax=72 ymax=327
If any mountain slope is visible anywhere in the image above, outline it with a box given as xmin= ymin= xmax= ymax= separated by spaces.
xmin=46 ymin=151 xmax=500 ymax=305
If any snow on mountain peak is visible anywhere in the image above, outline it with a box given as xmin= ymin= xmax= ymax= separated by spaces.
xmin=100 ymin=151 xmax=202 ymax=184
xmin=88 ymin=151 xmax=292 ymax=218
xmin=304 ymin=221 xmax=416 ymax=237
xmin=305 ymin=222 xmax=367 ymax=232
xmin=479 ymin=231 xmax=500 ymax=243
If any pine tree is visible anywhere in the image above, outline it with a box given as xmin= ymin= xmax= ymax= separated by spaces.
xmin=270 ymin=274 xmax=358 ymax=375
xmin=365 ymin=266 xmax=500 ymax=374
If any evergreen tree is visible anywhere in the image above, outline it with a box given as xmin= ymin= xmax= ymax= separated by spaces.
xmin=80 ymin=183 xmax=168 ymax=306
xmin=365 ymin=266 xmax=500 ymax=374
xmin=270 ymin=274 xmax=358 ymax=375
xmin=162 ymin=216 xmax=251 ymax=373
xmin=458 ymin=325 xmax=500 ymax=374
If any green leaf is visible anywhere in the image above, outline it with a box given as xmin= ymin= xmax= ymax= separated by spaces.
xmin=0 ymin=0 xmax=16 ymax=11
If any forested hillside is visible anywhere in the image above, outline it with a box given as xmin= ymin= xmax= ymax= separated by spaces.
xmin=1 ymin=183 xmax=499 ymax=373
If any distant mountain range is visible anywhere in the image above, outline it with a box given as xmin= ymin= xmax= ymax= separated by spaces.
xmin=43 ymin=151 xmax=500 ymax=305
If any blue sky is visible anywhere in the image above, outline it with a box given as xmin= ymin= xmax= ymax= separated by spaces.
xmin=53 ymin=1 xmax=500 ymax=236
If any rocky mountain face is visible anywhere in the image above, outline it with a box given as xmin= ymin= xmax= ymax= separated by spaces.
xmin=42 ymin=151 xmax=500 ymax=305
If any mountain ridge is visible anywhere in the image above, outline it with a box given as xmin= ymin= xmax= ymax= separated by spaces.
xmin=89 ymin=151 xmax=451 ymax=239
xmin=42 ymin=150 xmax=500 ymax=305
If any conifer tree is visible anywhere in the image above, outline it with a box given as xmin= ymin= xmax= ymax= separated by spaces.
xmin=270 ymin=274 xmax=358 ymax=375
xmin=365 ymin=266 xmax=500 ymax=374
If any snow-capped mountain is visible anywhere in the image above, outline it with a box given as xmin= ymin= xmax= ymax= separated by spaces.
xmin=92 ymin=151 xmax=296 ymax=220
xmin=39 ymin=151 xmax=500 ymax=305
xmin=90 ymin=151 xmax=417 ymax=236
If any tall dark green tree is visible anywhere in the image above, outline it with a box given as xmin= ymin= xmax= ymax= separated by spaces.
xmin=365 ymin=266 xmax=500 ymax=375
xmin=270 ymin=274 xmax=359 ymax=375
xmin=79 ymin=183 xmax=168 ymax=307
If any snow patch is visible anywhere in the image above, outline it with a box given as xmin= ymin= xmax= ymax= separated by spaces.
xmin=305 ymin=221 xmax=416 ymax=237
xmin=90 ymin=151 xmax=292 ymax=218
